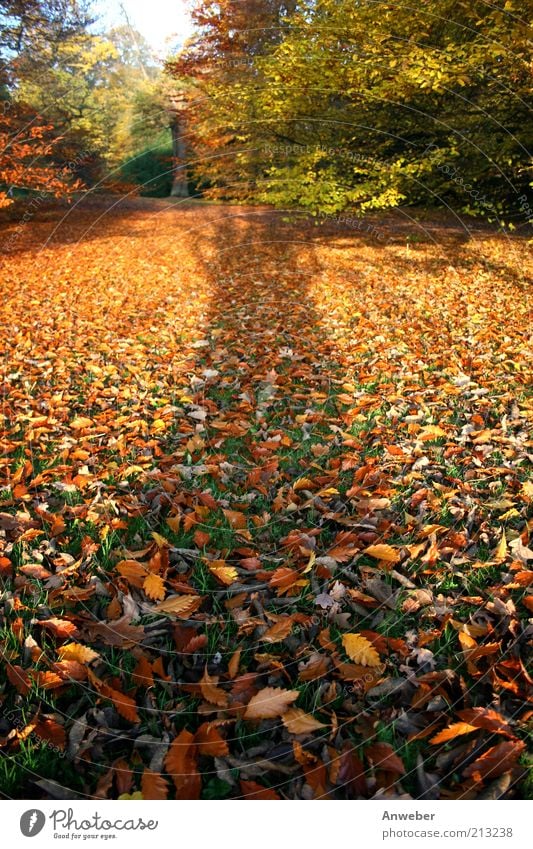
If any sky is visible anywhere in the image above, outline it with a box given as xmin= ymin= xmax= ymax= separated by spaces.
xmin=94 ymin=0 xmax=194 ymax=57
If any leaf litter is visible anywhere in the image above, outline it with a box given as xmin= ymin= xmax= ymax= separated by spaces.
xmin=0 ymin=198 xmax=531 ymax=799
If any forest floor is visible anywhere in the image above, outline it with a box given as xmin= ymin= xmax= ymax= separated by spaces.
xmin=0 ymin=197 xmax=531 ymax=800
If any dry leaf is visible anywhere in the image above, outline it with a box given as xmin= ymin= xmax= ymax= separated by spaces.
xmin=244 ymin=687 xmax=299 ymax=720
xmin=342 ymin=633 xmax=381 ymax=667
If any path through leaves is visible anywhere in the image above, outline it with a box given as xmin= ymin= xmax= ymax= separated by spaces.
xmin=0 ymin=199 xmax=531 ymax=799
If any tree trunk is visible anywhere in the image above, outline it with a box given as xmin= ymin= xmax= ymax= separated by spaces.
xmin=170 ymin=117 xmax=189 ymax=198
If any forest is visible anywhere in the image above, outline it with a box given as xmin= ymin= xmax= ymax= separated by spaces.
xmin=0 ymin=0 xmax=531 ymax=804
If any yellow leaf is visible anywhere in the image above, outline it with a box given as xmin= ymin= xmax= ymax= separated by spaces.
xmin=57 ymin=643 xmax=100 ymax=664
xmin=341 ymin=633 xmax=381 ymax=667
xmin=208 ymin=561 xmax=238 ymax=585
xmin=244 ymin=687 xmax=299 ymax=720
xmin=143 ymin=573 xmax=166 ymax=601
xmin=152 ymin=531 xmax=170 ymax=548
xmin=282 ymin=708 xmax=326 ymax=734
xmin=166 ymin=515 xmax=181 ymax=533
xmin=419 ymin=425 xmax=447 ymax=441
xmin=364 ymin=543 xmax=401 ymax=563
xmin=293 ymin=477 xmax=314 ymax=491
xmin=493 ymin=530 xmax=507 ymax=562
xmin=70 ymin=416 xmax=93 ymax=430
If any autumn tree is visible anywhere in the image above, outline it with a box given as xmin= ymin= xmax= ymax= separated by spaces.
xmin=0 ymin=1 xmax=91 ymax=202
xmin=167 ymin=0 xmax=300 ymax=200
xmin=170 ymin=0 xmax=533 ymax=220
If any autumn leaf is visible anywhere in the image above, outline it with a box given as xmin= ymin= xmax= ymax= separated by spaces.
xmin=116 ymin=560 xmax=148 ymax=584
xmin=164 ymin=729 xmax=201 ymax=799
xmin=208 ymin=561 xmax=238 ymax=585
xmin=154 ymin=594 xmax=203 ymax=618
xmin=38 ymin=618 xmax=79 ymax=639
xmin=141 ymin=769 xmax=169 ymax=800
xmin=244 ymin=687 xmax=299 ymax=720
xmin=200 ymin=666 xmax=228 ymax=707
xmin=143 ymin=573 xmax=166 ymax=601
xmin=6 ymin=664 xmax=31 ymax=695
xmin=260 ymin=617 xmax=293 ymax=643
xmin=430 ymin=722 xmax=479 ymax=745
xmin=195 ymin=722 xmax=229 ymax=756
xmin=463 ymin=741 xmax=526 ymax=781
xmin=57 ymin=643 xmax=100 ymax=664
xmin=282 ymin=708 xmax=326 ymax=734
xmin=364 ymin=544 xmax=401 ymax=564
xmin=222 ymin=509 xmax=248 ymax=530
xmin=365 ymin=742 xmax=405 ymax=775
xmin=239 ymin=780 xmax=280 ymax=800
xmin=341 ymin=634 xmax=381 ymax=667
xmin=70 ymin=416 xmax=94 ymax=430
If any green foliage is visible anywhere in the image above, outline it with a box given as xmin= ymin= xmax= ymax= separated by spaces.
xmin=118 ymin=141 xmax=174 ymax=197
xmin=171 ymin=0 xmax=533 ymax=220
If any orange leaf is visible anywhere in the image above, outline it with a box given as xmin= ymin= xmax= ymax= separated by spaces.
xmin=200 ymin=666 xmax=228 ymax=707
xmin=195 ymin=722 xmax=229 ymax=756
xmin=33 ymin=718 xmax=66 ymax=751
xmin=154 ymin=594 xmax=202 ymax=618
xmin=228 ymin=647 xmax=242 ymax=679
xmin=116 ymin=560 xmax=148 ymax=585
xmin=430 ymin=722 xmax=479 ymax=745
xmin=164 ymin=729 xmax=201 ymax=799
xmin=222 ymin=509 xmax=248 ymax=530
xmin=38 ymin=617 xmax=78 ymax=639
xmin=6 ymin=664 xmax=31 ymax=695
xmin=141 ymin=769 xmax=169 ymax=800
xmin=239 ymin=780 xmax=280 ymax=800
xmin=30 ymin=670 xmax=64 ymax=690
xmin=260 ymin=617 xmax=293 ymax=643
xmin=463 ymin=740 xmax=526 ymax=780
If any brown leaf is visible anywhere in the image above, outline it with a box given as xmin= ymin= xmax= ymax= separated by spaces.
xmin=244 ymin=687 xmax=299 ymax=720
xmin=366 ymin=742 xmax=405 ymax=774
xmin=463 ymin=740 xmax=526 ymax=781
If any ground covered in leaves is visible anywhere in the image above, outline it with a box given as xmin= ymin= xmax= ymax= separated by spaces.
xmin=0 ymin=198 xmax=532 ymax=800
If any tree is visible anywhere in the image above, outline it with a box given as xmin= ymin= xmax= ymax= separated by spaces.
xmin=166 ymin=0 xmax=300 ymax=200
xmin=0 ymin=1 xmax=90 ymax=202
xmin=169 ymin=0 xmax=533 ymax=220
